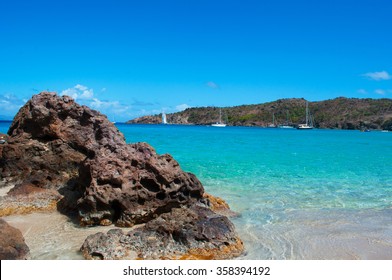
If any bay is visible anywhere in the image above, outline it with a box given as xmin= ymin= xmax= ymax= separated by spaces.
xmin=1 ymin=122 xmax=392 ymax=259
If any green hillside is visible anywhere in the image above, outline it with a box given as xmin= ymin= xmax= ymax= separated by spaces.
xmin=127 ymin=97 xmax=392 ymax=130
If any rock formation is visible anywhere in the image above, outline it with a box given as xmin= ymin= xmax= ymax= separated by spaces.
xmin=81 ymin=205 xmax=243 ymax=260
xmin=0 ymin=92 xmax=243 ymax=259
xmin=0 ymin=219 xmax=30 ymax=259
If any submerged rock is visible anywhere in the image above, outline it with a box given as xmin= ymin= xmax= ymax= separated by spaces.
xmin=0 ymin=218 xmax=30 ymax=259
xmin=0 ymin=92 xmax=243 ymax=259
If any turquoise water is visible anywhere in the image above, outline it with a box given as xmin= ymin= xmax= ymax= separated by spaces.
xmin=117 ymin=124 xmax=392 ymax=259
xmin=2 ymin=122 xmax=392 ymax=259
xmin=115 ymin=124 xmax=392 ymax=210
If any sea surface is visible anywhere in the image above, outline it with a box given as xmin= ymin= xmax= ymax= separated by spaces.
xmin=1 ymin=122 xmax=392 ymax=259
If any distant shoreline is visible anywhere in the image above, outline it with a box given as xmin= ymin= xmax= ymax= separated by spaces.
xmin=127 ymin=97 xmax=392 ymax=131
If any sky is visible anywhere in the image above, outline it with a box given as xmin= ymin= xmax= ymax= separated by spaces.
xmin=1 ymin=0 xmax=392 ymax=121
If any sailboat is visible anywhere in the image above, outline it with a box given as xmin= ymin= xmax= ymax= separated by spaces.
xmin=211 ymin=108 xmax=226 ymax=127
xmin=162 ymin=112 xmax=168 ymax=124
xmin=297 ymin=101 xmax=313 ymax=129
xmin=278 ymin=111 xmax=294 ymax=129
xmin=267 ymin=112 xmax=277 ymax=128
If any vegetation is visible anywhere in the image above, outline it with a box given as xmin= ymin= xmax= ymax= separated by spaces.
xmin=127 ymin=97 xmax=392 ymax=130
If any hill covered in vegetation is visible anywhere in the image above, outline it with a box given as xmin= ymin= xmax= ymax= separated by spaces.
xmin=127 ymin=97 xmax=392 ymax=130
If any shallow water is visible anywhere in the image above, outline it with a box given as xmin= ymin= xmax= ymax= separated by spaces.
xmin=3 ymin=212 xmax=117 ymax=259
xmin=1 ymin=122 xmax=391 ymax=259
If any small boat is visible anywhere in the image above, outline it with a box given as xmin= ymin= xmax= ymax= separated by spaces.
xmin=211 ymin=108 xmax=227 ymax=127
xmin=267 ymin=113 xmax=277 ymax=128
xmin=278 ymin=111 xmax=294 ymax=129
xmin=279 ymin=125 xmax=295 ymax=129
xmin=297 ymin=101 xmax=313 ymax=129
xmin=162 ymin=112 xmax=168 ymax=124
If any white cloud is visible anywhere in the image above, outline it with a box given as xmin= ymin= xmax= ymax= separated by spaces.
xmin=60 ymin=88 xmax=79 ymax=99
xmin=61 ymin=84 xmax=94 ymax=100
xmin=357 ymin=89 xmax=368 ymax=95
xmin=0 ymin=94 xmax=25 ymax=116
xmin=175 ymin=104 xmax=190 ymax=111
xmin=206 ymin=81 xmax=219 ymax=89
xmin=60 ymin=85 xmax=135 ymax=121
xmin=79 ymin=89 xmax=94 ymax=99
xmin=89 ymin=98 xmax=130 ymax=114
xmin=375 ymin=89 xmax=386 ymax=95
xmin=75 ymin=84 xmax=88 ymax=91
xmin=362 ymin=71 xmax=392 ymax=81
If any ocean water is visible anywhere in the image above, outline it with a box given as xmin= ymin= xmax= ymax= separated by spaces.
xmin=117 ymin=124 xmax=392 ymax=259
xmin=1 ymin=122 xmax=392 ymax=259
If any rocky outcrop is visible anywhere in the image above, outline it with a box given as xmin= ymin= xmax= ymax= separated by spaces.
xmin=0 ymin=219 xmax=30 ymax=259
xmin=0 ymin=92 xmax=243 ymax=259
xmin=1 ymin=92 xmax=122 ymax=190
xmin=0 ymin=92 xmax=204 ymax=225
xmin=126 ymin=115 xmax=161 ymax=124
xmin=81 ymin=205 xmax=243 ymax=260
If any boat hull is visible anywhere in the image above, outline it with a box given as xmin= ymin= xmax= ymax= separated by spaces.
xmin=211 ymin=123 xmax=227 ymax=127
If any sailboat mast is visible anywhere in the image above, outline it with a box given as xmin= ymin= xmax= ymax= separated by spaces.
xmin=286 ymin=111 xmax=289 ymax=125
xmin=305 ymin=101 xmax=309 ymax=125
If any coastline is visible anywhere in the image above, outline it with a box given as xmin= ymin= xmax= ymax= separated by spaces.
xmin=2 ymin=196 xmax=392 ymax=260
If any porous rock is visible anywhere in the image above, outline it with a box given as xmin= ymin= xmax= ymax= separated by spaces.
xmin=81 ymin=205 xmax=243 ymax=260
xmin=0 ymin=92 xmax=204 ymax=226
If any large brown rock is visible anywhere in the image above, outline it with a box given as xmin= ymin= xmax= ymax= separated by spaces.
xmin=1 ymin=92 xmax=123 ymax=190
xmin=0 ymin=92 xmax=204 ymax=226
xmin=0 ymin=92 xmax=243 ymax=259
xmin=0 ymin=219 xmax=30 ymax=259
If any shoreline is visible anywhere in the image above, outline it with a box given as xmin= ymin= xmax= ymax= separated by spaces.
xmin=3 ymin=206 xmax=392 ymax=260
xmin=3 ymin=211 xmax=118 ymax=259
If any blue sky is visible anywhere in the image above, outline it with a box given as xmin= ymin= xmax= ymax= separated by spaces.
xmin=1 ymin=0 xmax=391 ymax=121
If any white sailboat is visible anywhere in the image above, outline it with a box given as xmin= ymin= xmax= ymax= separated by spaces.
xmin=211 ymin=108 xmax=226 ymax=127
xmin=162 ymin=112 xmax=167 ymax=124
xmin=278 ymin=111 xmax=294 ymax=129
xmin=267 ymin=112 xmax=277 ymax=128
xmin=297 ymin=101 xmax=313 ymax=129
